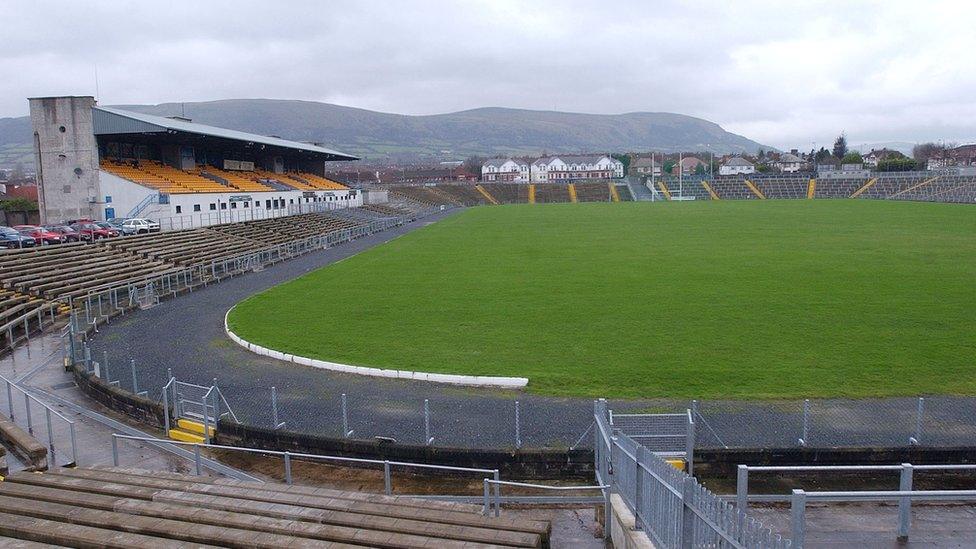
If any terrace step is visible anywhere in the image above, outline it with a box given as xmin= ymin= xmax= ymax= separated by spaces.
xmin=528 ymin=184 xmax=536 ymax=204
xmin=657 ymin=181 xmax=672 ymax=201
xmin=608 ymin=183 xmax=620 ymax=202
xmin=568 ymin=184 xmax=578 ymax=203
xmin=701 ymin=181 xmax=720 ymax=200
xmin=168 ymin=428 xmax=205 ymax=444
xmin=807 ymin=178 xmax=816 ymax=199
xmin=177 ymin=418 xmax=215 ymax=437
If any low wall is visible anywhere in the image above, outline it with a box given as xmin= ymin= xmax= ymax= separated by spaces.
xmin=225 ymin=309 xmax=528 ymax=389
xmin=70 ymin=361 xmax=167 ymax=428
xmin=216 ymin=420 xmax=594 ymax=479
xmin=696 ymin=446 xmax=976 ymax=476
xmin=609 ymin=494 xmax=654 ymax=549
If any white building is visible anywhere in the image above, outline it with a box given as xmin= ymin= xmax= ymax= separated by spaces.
xmin=481 ymin=159 xmax=528 ymax=182
xmin=774 ymin=153 xmax=803 ymax=173
xmin=719 ymin=157 xmax=756 ymax=176
xmin=489 ymin=154 xmax=623 ymax=183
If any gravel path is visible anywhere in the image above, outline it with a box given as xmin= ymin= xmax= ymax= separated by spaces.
xmin=85 ymin=209 xmax=976 ymax=451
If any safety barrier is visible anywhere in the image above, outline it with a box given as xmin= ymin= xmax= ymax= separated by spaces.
xmin=0 ymin=372 xmax=77 ymax=467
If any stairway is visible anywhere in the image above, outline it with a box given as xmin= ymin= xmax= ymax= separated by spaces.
xmin=625 ymin=177 xmax=655 ymax=201
xmin=568 ymin=184 xmax=578 ymax=203
xmin=168 ymin=418 xmax=212 ymax=444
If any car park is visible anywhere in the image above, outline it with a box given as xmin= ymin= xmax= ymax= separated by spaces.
xmin=69 ymin=222 xmax=116 ymax=241
xmin=43 ymin=225 xmax=82 ymax=242
xmin=120 ymin=218 xmax=161 ymax=234
xmin=0 ymin=226 xmax=37 ymax=248
xmin=92 ymin=221 xmax=121 ymax=237
xmin=14 ymin=225 xmax=68 ymax=245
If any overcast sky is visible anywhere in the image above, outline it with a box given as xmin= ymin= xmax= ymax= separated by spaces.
xmin=3 ymin=0 xmax=974 ymax=149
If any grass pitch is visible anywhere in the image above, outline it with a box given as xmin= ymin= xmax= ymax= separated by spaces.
xmin=228 ymin=201 xmax=976 ymax=399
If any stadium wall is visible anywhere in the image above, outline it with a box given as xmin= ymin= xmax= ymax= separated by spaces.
xmin=215 ymin=419 xmax=594 ymax=479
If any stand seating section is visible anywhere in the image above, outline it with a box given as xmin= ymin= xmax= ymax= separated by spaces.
xmin=575 ymin=183 xmax=613 ymax=202
xmin=0 ymin=466 xmax=551 ymax=548
xmin=102 ymin=160 xmax=348 ymax=194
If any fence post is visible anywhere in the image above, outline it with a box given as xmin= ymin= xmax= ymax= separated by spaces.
xmin=194 ymin=444 xmax=202 ymax=475
xmin=423 ymin=399 xmax=432 ymax=445
xmin=483 ymin=479 xmax=490 ymax=516
xmin=111 ymin=434 xmax=119 ymax=466
xmin=493 ymin=469 xmax=501 ymax=517
xmin=911 ymin=398 xmax=924 ymax=445
xmin=799 ymin=399 xmax=810 ymax=447
xmin=791 ymin=489 xmax=806 ymax=548
xmin=69 ymin=421 xmax=77 ymax=466
xmin=736 ymin=464 xmax=749 ymax=512
xmin=45 ymin=408 xmax=55 ymax=460
xmin=685 ymin=408 xmax=695 ymax=476
xmin=6 ymin=379 xmax=13 ymax=420
xmin=24 ymin=393 xmax=33 ymax=434
xmin=383 ymin=461 xmax=392 ymax=495
xmin=163 ymin=382 xmax=171 ymax=435
xmin=341 ymin=393 xmax=350 ymax=438
xmin=103 ymin=351 xmax=108 ymax=379
xmin=271 ymin=386 xmax=280 ymax=429
xmin=680 ymin=476 xmax=696 ymax=548
xmin=284 ymin=451 xmax=293 ymax=485
xmin=898 ymin=463 xmax=913 ymax=541
xmin=130 ymin=359 xmax=139 ymax=394
xmin=634 ymin=445 xmax=645 ymax=530
xmin=514 ymin=400 xmax=522 ymax=450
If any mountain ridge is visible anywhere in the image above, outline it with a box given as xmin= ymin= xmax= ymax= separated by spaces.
xmin=0 ymin=99 xmax=771 ymax=168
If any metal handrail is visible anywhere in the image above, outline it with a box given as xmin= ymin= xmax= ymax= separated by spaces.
xmin=736 ymin=462 xmax=976 ymax=511
xmin=791 ymin=488 xmax=976 ymax=547
xmin=482 ymin=479 xmax=611 ymax=528
xmin=1 ymin=373 xmax=77 ymax=466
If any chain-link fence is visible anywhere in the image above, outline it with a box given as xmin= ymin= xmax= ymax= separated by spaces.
xmin=69 ymin=323 xmax=976 ymax=452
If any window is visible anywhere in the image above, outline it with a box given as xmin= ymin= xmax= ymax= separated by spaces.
xmin=220 ymin=203 xmax=227 ymax=210
xmin=230 ymin=202 xmax=237 ymax=209
xmin=175 ymin=205 xmax=182 ymax=214
xmin=265 ymin=200 xmax=271 ymax=209
xmin=209 ymin=203 xmax=217 ymax=211
xmin=243 ymin=201 xmax=249 ymax=208
xmin=193 ymin=204 xmax=201 ymax=212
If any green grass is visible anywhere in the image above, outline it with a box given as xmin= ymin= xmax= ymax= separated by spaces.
xmin=228 ymin=201 xmax=976 ymax=399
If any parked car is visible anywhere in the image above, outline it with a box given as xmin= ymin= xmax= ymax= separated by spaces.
xmin=69 ymin=222 xmax=116 ymax=241
xmin=106 ymin=217 xmax=128 ymax=231
xmin=0 ymin=226 xmax=37 ymax=249
xmin=43 ymin=225 xmax=82 ymax=242
xmin=120 ymin=218 xmax=160 ymax=235
xmin=92 ymin=221 xmax=121 ymax=237
xmin=14 ymin=225 xmax=68 ymax=245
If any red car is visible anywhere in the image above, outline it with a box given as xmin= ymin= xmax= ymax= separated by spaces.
xmin=13 ymin=225 xmax=67 ymax=245
xmin=69 ymin=222 xmax=117 ymax=241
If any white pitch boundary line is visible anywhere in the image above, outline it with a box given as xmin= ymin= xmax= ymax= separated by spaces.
xmin=224 ymin=308 xmax=528 ymax=389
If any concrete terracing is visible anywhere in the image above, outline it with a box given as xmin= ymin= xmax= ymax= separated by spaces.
xmin=0 ymin=466 xmax=551 ymax=547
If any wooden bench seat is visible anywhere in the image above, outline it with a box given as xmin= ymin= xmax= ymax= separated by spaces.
xmin=0 ymin=416 xmax=47 ymax=471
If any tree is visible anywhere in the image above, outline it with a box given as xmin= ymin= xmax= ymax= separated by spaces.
xmin=462 ymin=155 xmax=486 ymax=174
xmin=662 ymin=159 xmax=676 ymax=174
xmin=694 ymin=164 xmax=706 ymax=176
xmin=757 ymin=149 xmax=766 ymax=159
xmin=0 ymin=198 xmax=38 ymax=212
xmin=876 ymin=158 xmax=918 ymax=172
xmin=832 ymin=134 xmax=848 ymax=159
xmin=611 ymin=153 xmax=630 ymax=175
xmin=815 ymin=147 xmax=833 ymax=163
xmin=841 ymin=151 xmax=863 ymax=164
xmin=912 ymin=142 xmax=953 ymax=166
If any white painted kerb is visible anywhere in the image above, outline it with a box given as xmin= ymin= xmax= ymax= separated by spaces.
xmin=224 ymin=308 xmax=528 ymax=389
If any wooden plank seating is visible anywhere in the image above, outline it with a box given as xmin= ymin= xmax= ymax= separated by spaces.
xmin=0 ymin=467 xmax=551 ymax=548
xmin=532 ymin=184 xmax=570 ymax=204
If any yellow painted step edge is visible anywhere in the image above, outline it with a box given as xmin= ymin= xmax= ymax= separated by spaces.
xmin=177 ymin=418 xmax=215 ymax=437
xmin=666 ymin=459 xmax=686 ymax=471
xmin=169 ymin=428 xmax=206 ymax=444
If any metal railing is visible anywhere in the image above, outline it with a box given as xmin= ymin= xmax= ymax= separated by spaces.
xmin=736 ymin=463 xmax=976 ymax=546
xmin=790 ymin=488 xmax=976 ymax=548
xmin=1 ymin=372 xmax=77 ymax=466
xmin=595 ymin=399 xmax=790 ymax=548
xmin=483 ymin=479 xmax=609 ymax=531
xmin=110 ymin=433 xmax=500 ymax=508
xmin=0 ymin=301 xmax=63 ymax=354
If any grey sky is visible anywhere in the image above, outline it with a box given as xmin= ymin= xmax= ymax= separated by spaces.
xmin=4 ymin=0 xmax=974 ymax=149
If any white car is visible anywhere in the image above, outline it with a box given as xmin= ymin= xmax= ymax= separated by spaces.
xmin=121 ymin=218 xmax=161 ymax=235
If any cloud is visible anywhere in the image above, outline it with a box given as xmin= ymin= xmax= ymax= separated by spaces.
xmin=2 ymin=0 xmax=974 ymax=149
